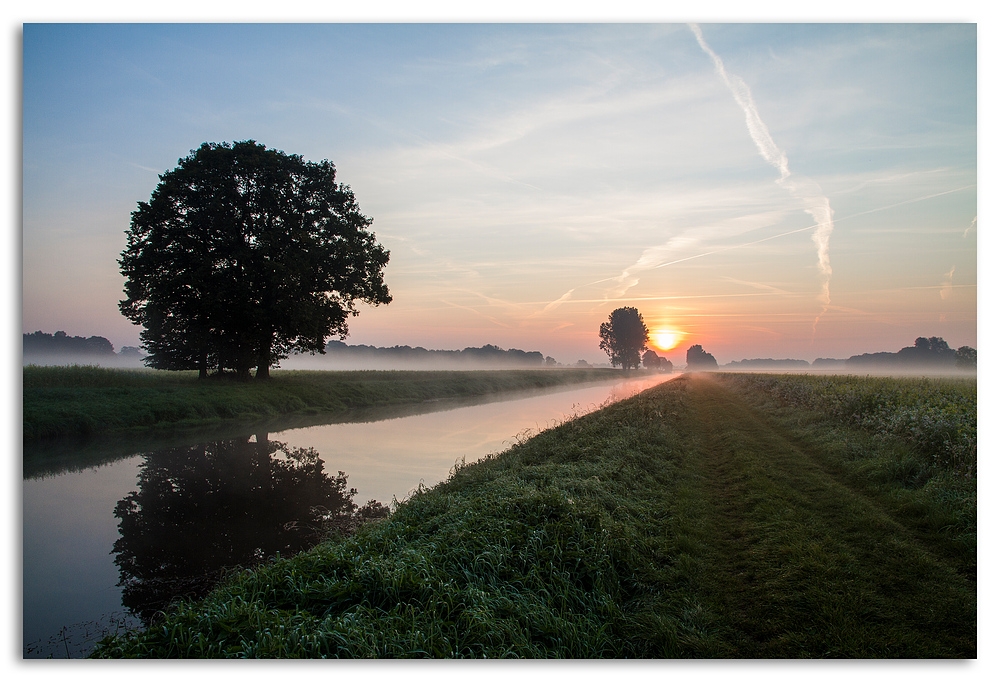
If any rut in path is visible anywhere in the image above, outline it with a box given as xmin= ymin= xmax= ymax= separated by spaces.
xmin=664 ymin=373 xmax=975 ymax=657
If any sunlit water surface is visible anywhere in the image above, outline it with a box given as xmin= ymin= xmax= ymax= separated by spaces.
xmin=23 ymin=373 xmax=674 ymax=657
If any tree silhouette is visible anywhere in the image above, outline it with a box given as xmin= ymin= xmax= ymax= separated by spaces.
xmin=119 ymin=141 xmax=391 ymax=380
xmin=642 ymin=349 xmax=661 ymax=369
xmin=599 ymin=307 xmax=649 ymax=371
xmin=956 ymin=346 xmax=976 ymax=369
xmin=686 ymin=344 xmax=718 ymax=370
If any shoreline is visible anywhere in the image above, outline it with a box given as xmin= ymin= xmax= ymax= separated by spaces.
xmin=91 ymin=372 xmax=976 ymax=658
xmin=23 ymin=366 xmax=632 ymax=442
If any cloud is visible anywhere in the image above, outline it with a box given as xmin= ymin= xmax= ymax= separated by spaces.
xmin=964 ymin=215 xmax=976 ymax=238
xmin=609 ymin=210 xmax=787 ymax=298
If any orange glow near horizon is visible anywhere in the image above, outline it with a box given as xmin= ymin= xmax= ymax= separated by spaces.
xmin=650 ymin=328 xmax=684 ymax=352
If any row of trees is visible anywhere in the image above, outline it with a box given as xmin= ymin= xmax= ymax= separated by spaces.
xmin=23 ymin=330 xmax=115 ymax=357
xmin=846 ymin=337 xmax=976 ymax=369
xmin=119 ymin=141 xmax=391 ymax=380
xmin=324 ymin=341 xmax=547 ymax=367
xmin=597 ymin=310 xmax=975 ymax=373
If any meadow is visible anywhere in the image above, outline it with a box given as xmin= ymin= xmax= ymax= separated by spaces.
xmin=92 ymin=372 xmax=975 ymax=658
xmin=22 ymin=365 xmax=619 ymax=441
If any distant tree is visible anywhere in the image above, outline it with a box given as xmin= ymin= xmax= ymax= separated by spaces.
xmin=642 ymin=349 xmax=661 ymax=370
xmin=895 ymin=336 xmax=956 ymax=367
xmin=686 ymin=344 xmax=718 ymax=370
xmin=599 ymin=307 xmax=649 ymax=371
xmin=575 ymin=359 xmax=591 ymax=368
xmin=23 ymin=330 xmax=115 ymax=357
xmin=119 ymin=141 xmax=391 ymax=380
xmin=545 ymin=356 xmax=557 ymax=367
xmin=661 ymin=359 xmax=674 ymax=373
xmin=956 ymin=345 xmax=977 ymax=370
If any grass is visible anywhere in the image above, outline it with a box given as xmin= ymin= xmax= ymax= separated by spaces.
xmin=91 ymin=372 xmax=975 ymax=658
xmin=23 ymin=365 xmax=621 ymax=441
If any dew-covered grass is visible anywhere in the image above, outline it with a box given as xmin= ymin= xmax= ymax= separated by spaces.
xmin=23 ymin=365 xmax=620 ymax=441
xmin=91 ymin=373 xmax=975 ymax=658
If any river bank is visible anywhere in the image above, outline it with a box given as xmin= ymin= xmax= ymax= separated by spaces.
xmin=92 ymin=372 xmax=975 ymax=658
xmin=23 ymin=366 xmax=623 ymax=441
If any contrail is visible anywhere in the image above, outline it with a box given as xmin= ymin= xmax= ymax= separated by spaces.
xmin=690 ymin=23 xmax=835 ymax=336
xmin=648 ymin=184 xmax=975 ymax=272
xmin=940 ymin=266 xmax=955 ymax=300
xmin=536 ymin=183 xmax=973 ymax=318
xmin=964 ymin=215 xmax=977 ymax=237
xmin=689 ymin=24 xmax=789 ymax=181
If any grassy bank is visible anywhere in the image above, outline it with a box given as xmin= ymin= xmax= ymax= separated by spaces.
xmin=23 ymin=366 xmax=620 ymax=441
xmin=92 ymin=372 xmax=975 ymax=658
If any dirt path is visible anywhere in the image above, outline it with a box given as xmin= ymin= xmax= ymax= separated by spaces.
xmin=666 ymin=373 xmax=975 ymax=657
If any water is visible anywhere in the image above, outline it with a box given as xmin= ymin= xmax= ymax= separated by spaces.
xmin=22 ymin=373 xmax=674 ymax=657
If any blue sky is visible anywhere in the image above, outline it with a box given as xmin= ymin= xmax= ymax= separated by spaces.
xmin=20 ymin=19 xmax=978 ymax=365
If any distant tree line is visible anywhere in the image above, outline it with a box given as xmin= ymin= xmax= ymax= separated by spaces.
xmin=23 ymin=330 xmax=115 ymax=357
xmin=23 ymin=331 xmax=147 ymax=361
xmin=324 ymin=341 xmax=546 ymax=367
xmin=845 ymin=337 xmax=975 ymax=370
xmin=722 ymin=358 xmax=810 ymax=369
xmin=696 ymin=337 xmax=976 ymax=371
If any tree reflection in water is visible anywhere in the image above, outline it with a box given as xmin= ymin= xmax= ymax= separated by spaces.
xmin=111 ymin=433 xmax=386 ymax=623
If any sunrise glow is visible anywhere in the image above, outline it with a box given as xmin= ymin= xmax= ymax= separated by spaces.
xmin=651 ymin=328 xmax=683 ymax=352
xmin=20 ymin=23 xmax=977 ymax=366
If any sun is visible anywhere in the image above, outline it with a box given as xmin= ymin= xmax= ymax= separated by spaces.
xmin=651 ymin=328 xmax=683 ymax=352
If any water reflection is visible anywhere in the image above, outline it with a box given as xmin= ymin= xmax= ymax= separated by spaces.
xmin=111 ymin=433 xmax=386 ymax=623
xmin=23 ymin=373 xmax=674 ymax=657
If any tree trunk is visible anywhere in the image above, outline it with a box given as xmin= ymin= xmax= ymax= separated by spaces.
xmin=256 ymin=333 xmax=273 ymax=381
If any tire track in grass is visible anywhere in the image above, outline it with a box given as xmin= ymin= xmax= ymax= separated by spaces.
xmin=679 ymin=373 xmax=975 ymax=658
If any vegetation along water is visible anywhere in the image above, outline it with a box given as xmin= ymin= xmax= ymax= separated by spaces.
xmin=23 ymin=366 xmax=620 ymax=442
xmin=92 ymin=372 xmax=975 ymax=658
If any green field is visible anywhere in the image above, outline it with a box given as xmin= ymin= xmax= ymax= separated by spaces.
xmin=23 ymin=365 xmax=621 ymax=441
xmin=92 ymin=372 xmax=975 ymax=658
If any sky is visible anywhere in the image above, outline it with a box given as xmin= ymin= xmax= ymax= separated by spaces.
xmin=20 ymin=19 xmax=979 ymax=366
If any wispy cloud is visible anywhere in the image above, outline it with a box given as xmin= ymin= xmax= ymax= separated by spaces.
xmin=609 ymin=210 xmax=787 ymax=298
xmin=964 ymin=215 xmax=977 ymax=238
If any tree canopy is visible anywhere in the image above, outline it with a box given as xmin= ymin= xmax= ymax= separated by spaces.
xmin=599 ymin=307 xmax=648 ymax=370
xmin=119 ymin=141 xmax=391 ymax=379
xmin=642 ymin=349 xmax=661 ymax=369
xmin=956 ymin=345 xmax=976 ymax=369
xmin=686 ymin=344 xmax=718 ymax=370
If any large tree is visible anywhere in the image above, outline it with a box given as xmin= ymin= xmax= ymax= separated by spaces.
xmin=686 ymin=344 xmax=718 ymax=370
xmin=599 ymin=307 xmax=649 ymax=371
xmin=120 ymin=141 xmax=391 ymax=379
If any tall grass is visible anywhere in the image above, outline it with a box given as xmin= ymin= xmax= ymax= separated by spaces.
xmin=92 ymin=373 xmax=975 ymax=658
xmin=23 ymin=365 xmax=621 ymax=441
xmin=717 ymin=374 xmax=976 ymax=478
xmin=715 ymin=373 xmax=976 ymax=579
